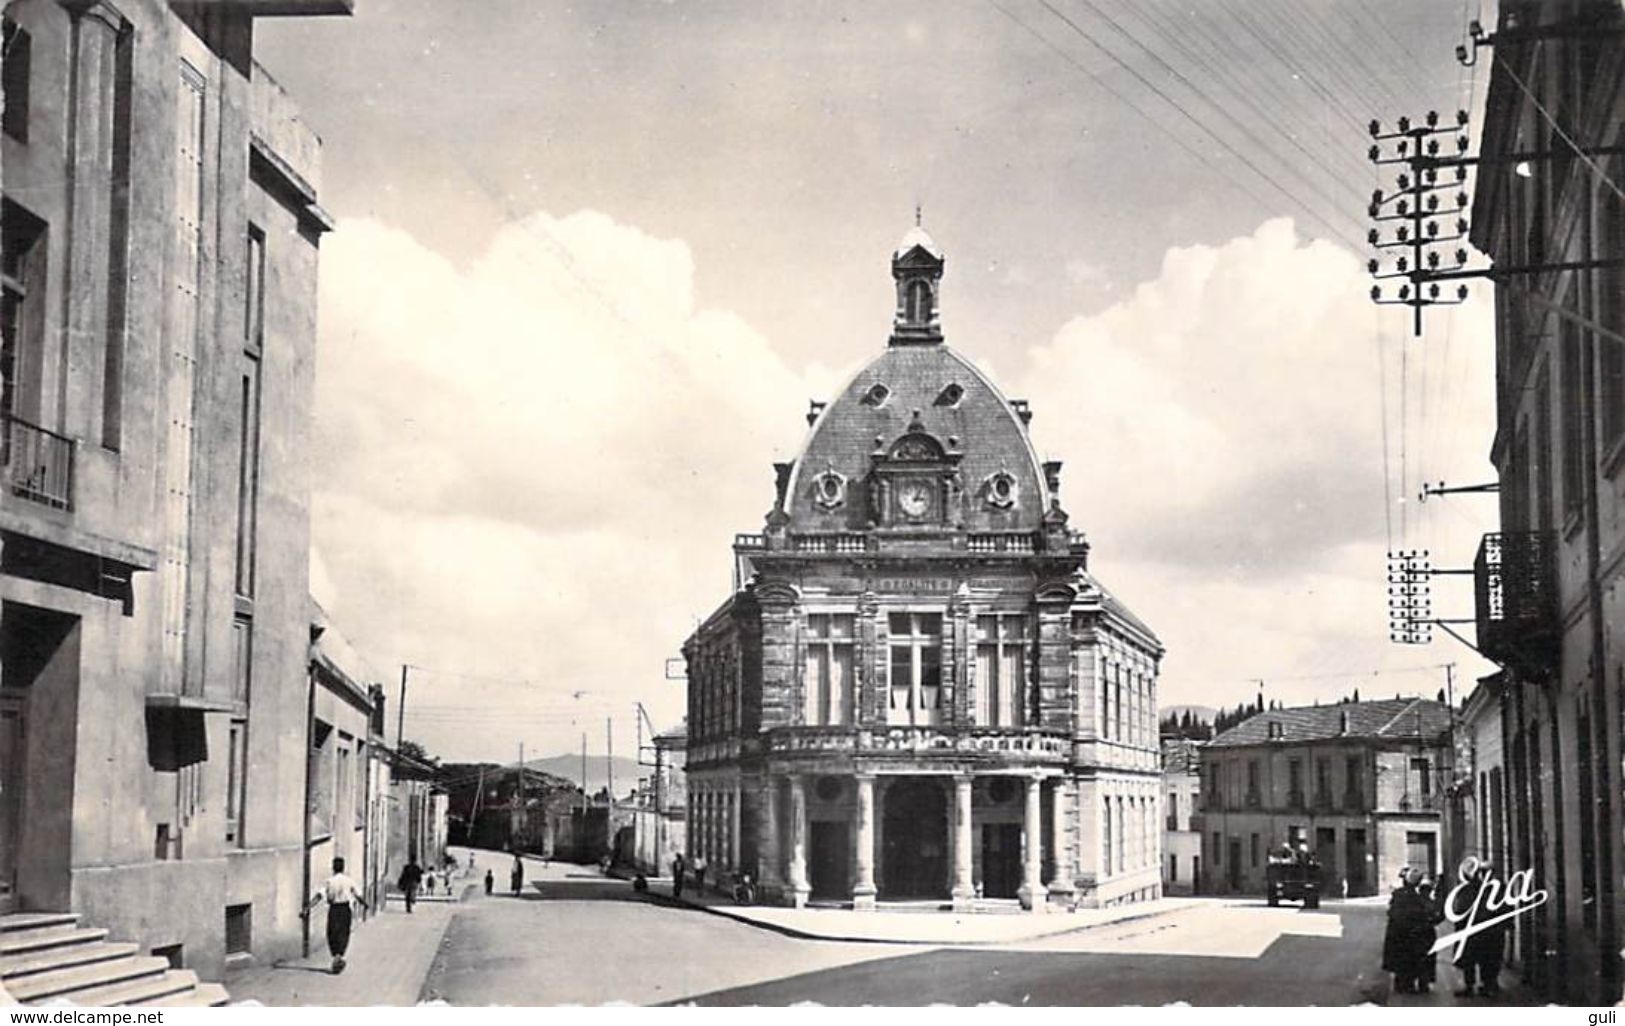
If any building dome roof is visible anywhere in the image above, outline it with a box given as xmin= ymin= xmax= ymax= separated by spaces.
xmin=785 ymin=343 xmax=1051 ymax=532
xmin=894 ymin=224 xmax=943 ymax=260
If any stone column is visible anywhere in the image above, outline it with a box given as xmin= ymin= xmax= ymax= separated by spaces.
xmin=853 ymin=774 xmax=877 ymax=910
xmin=787 ymin=775 xmax=811 ymax=908
xmin=951 ymin=774 xmax=976 ymax=912
xmin=1047 ymin=778 xmax=1076 ymax=907
xmin=1017 ymin=775 xmax=1048 ymax=913
xmin=756 ymin=776 xmax=783 ymax=891
xmin=730 ymin=785 xmax=741 ymax=870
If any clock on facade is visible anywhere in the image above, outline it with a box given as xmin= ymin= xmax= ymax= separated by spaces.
xmin=897 ymin=480 xmax=934 ymax=519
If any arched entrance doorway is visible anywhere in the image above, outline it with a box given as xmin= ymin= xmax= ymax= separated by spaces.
xmin=881 ymin=778 xmax=948 ymax=899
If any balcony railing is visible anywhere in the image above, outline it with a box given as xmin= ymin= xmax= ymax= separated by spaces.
xmin=1396 ymin=793 xmax=1443 ymax=813
xmin=1476 ymin=531 xmax=1558 ymax=679
xmin=967 ymin=532 xmax=1035 ymax=554
xmin=794 ymin=533 xmax=867 ymax=554
xmin=2 ymin=414 xmax=74 ymax=511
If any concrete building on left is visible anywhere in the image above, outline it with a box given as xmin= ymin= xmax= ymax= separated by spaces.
xmin=0 ymin=0 xmax=350 ymax=983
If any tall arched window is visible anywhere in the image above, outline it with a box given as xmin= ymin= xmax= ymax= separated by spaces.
xmin=905 ymin=279 xmax=932 ymax=323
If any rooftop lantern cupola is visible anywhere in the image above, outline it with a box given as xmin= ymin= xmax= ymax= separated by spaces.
xmin=890 ymin=210 xmax=944 ymax=346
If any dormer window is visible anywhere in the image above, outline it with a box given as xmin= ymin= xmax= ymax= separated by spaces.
xmin=935 ymin=383 xmax=964 ymax=407
xmin=862 ymin=383 xmax=891 ymax=407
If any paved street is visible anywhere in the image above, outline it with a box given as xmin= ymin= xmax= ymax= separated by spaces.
xmin=223 ymin=849 xmax=1538 ymax=1006
xmin=401 ymin=853 xmax=1532 ymax=1006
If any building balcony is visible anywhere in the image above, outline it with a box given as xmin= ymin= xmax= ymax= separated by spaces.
xmin=763 ymin=724 xmax=1070 ymax=763
xmin=2 ymin=413 xmax=74 ymax=511
xmin=1475 ymin=531 xmax=1559 ymax=680
xmin=1395 ymin=793 xmax=1443 ymax=813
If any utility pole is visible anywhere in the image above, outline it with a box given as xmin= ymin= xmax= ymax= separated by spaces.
xmin=397 ymin=665 xmax=409 ymax=751
xmin=607 ymin=717 xmax=615 ymax=810
xmin=518 ymin=741 xmax=525 ymax=850
xmin=580 ymin=732 xmax=587 ymax=812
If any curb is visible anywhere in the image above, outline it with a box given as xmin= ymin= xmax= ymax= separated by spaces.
xmin=654 ymin=890 xmax=1206 ymax=947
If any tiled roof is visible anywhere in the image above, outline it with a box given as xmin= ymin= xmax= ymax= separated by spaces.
xmin=1207 ymin=698 xmax=1453 ymax=748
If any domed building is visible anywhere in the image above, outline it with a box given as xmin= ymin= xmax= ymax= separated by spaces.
xmin=682 ymin=226 xmax=1164 ymax=912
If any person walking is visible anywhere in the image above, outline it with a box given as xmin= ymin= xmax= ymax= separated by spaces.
xmin=397 ymin=858 xmax=424 ymax=914
xmin=1454 ymin=861 xmax=1507 ymax=998
xmin=1414 ymin=875 xmax=1445 ymax=993
xmin=1382 ymin=868 xmax=1428 ymax=994
xmin=510 ymin=854 xmax=525 ymax=897
xmin=671 ymin=852 xmax=686 ymax=899
xmin=306 ymin=857 xmax=368 ymax=974
xmin=484 ymin=869 xmax=494 ymax=896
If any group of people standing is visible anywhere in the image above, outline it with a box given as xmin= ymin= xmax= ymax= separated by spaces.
xmin=1382 ymin=861 xmax=1506 ymax=999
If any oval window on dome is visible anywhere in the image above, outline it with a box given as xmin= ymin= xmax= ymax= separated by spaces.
xmin=862 ymin=383 xmax=891 ymax=407
xmin=935 ymin=383 xmax=964 ymax=407
xmin=811 ymin=470 xmax=846 ymax=510
xmin=985 ymin=471 xmax=1018 ymax=510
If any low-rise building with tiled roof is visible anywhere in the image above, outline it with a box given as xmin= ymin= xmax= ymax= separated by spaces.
xmin=1161 ymin=738 xmax=1204 ymax=895
xmin=1193 ymin=697 xmax=1454 ymax=898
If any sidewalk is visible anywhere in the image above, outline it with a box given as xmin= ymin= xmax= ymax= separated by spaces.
xmin=228 ymin=852 xmax=482 ymax=1006
xmin=624 ymin=868 xmax=1213 ymax=945
xmin=227 ymin=901 xmax=457 ymax=1006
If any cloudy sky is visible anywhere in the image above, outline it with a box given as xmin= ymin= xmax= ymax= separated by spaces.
xmin=256 ymin=1 xmax=1500 ymax=766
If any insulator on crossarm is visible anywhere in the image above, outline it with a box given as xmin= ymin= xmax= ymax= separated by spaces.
xmin=1430 ymin=283 xmax=1441 ymax=298
xmin=1398 ymin=140 xmax=1410 ymax=156
xmin=1457 ymin=192 xmax=1469 ymax=207
xmin=1397 ymin=257 xmax=1409 ymax=272
xmin=1370 ymin=119 xmax=1381 ymax=137
xmin=1427 ymin=220 xmax=1439 ymax=237
xmin=1456 ymin=248 xmax=1468 ymax=265
xmin=1427 ymin=138 xmax=1440 ymax=156
xmin=1458 ymin=135 xmax=1469 ymax=152
xmin=1456 ymin=166 xmax=1468 ymax=182
xmin=1457 ymin=109 xmax=1470 ymax=125
xmin=1457 ymin=218 xmax=1469 ymax=233
xmin=1368 ymin=258 xmax=1380 ymax=274
xmin=1427 ymin=110 xmax=1439 ymax=127
xmin=1427 ymin=194 xmax=1440 ymax=211
xmin=1368 ymin=228 xmax=1380 ymax=245
xmin=1372 ymin=285 xmax=1382 ymax=300
xmin=1399 ymin=173 xmax=1411 ymax=190
xmin=1398 ymin=225 xmax=1410 ymax=242
xmin=1399 ymin=116 xmax=1411 ymax=132
xmin=1457 ymin=285 xmax=1469 ymax=300
xmin=1369 ymin=144 xmax=1381 ymax=163
xmin=1428 ymin=251 xmax=1440 ymax=268
xmin=1400 ymin=285 xmax=1411 ymax=300
xmin=1398 ymin=200 xmax=1409 ymax=215
xmin=1425 ymin=168 xmax=1438 ymax=184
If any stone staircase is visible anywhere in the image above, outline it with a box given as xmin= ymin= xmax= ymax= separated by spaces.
xmin=1 ymin=913 xmax=229 ymax=1007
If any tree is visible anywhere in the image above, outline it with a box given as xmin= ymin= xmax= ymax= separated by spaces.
xmin=398 ymin=739 xmax=429 ymax=762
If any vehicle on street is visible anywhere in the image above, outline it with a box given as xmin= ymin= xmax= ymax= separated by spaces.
xmin=1266 ymin=844 xmax=1322 ymax=908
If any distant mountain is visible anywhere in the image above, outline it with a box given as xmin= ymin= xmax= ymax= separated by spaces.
xmin=524 ymin=754 xmax=645 ymax=801
xmin=1162 ymin=704 xmax=1217 ymax=723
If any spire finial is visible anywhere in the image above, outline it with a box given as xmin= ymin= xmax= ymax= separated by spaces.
xmin=915 ymin=203 xmax=922 ymax=228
